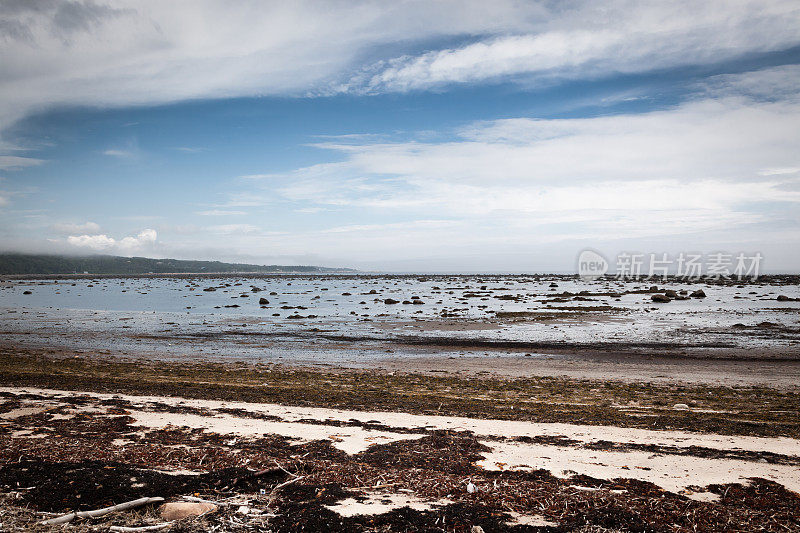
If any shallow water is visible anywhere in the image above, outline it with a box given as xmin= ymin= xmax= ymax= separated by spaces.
xmin=1 ymin=275 xmax=799 ymax=363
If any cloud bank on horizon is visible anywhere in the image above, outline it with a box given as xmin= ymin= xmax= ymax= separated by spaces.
xmin=1 ymin=0 xmax=799 ymax=271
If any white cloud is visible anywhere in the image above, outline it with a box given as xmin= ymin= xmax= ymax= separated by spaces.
xmin=0 ymin=0 xmax=541 ymax=133
xmin=1 ymin=1 xmax=799 ymax=130
xmin=66 ymin=228 xmax=157 ymax=253
xmin=66 ymin=233 xmax=116 ymax=250
xmin=344 ymin=2 xmax=800 ymax=93
xmin=229 ymin=67 xmax=800 ymax=262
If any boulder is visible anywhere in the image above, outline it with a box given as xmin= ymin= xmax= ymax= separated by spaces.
xmin=690 ymin=289 xmax=706 ymax=298
xmin=160 ymin=502 xmax=218 ymax=521
xmin=651 ymin=294 xmax=671 ymax=303
xmin=664 ymin=290 xmax=678 ymax=298
xmin=384 ymin=298 xmax=400 ymax=304
xmin=259 ymin=297 xmax=269 ymax=305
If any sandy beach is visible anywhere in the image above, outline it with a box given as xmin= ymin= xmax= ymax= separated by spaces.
xmin=1 ymin=336 xmax=799 ymax=531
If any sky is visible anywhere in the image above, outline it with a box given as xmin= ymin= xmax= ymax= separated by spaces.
xmin=1 ymin=0 xmax=799 ymax=272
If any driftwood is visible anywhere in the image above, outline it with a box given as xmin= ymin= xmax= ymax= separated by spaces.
xmin=40 ymin=496 xmax=165 ymax=526
xmin=222 ymin=466 xmax=284 ymax=489
xmin=109 ymin=523 xmax=173 ymax=532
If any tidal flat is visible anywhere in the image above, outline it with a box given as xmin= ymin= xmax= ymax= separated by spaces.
xmin=1 ymin=274 xmax=799 ymax=531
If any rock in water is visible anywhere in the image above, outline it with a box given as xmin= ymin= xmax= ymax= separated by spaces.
xmin=651 ymin=294 xmax=671 ymax=303
xmin=259 ymin=297 xmax=269 ymax=305
xmin=691 ymin=289 xmax=706 ymax=298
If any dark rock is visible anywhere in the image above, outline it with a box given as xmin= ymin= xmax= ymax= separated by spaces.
xmin=22 ymin=290 xmax=32 ymax=295
xmin=651 ymin=294 xmax=671 ymax=303
xmin=664 ymin=290 xmax=678 ymax=298
xmin=690 ymin=290 xmax=706 ymax=298
xmin=259 ymin=298 xmax=269 ymax=305
xmin=384 ymin=298 xmax=400 ymax=304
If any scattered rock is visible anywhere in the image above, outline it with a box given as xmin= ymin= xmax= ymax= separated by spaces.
xmin=651 ymin=294 xmax=671 ymax=303
xmin=691 ymin=290 xmax=706 ymax=298
xmin=664 ymin=290 xmax=678 ymax=298
xmin=259 ymin=298 xmax=269 ymax=305
xmin=22 ymin=290 xmax=32 ymax=295
xmin=159 ymin=501 xmax=218 ymax=521
xmin=384 ymin=298 xmax=400 ymax=304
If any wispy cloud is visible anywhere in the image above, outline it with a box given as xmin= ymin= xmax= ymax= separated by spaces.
xmin=0 ymin=155 xmax=44 ymax=170
xmin=102 ymin=149 xmax=133 ymax=158
xmin=2 ymin=1 xmax=799 ymax=131
xmin=51 ymin=221 xmax=101 ymax=235
xmin=234 ymin=67 xmax=800 ymax=252
xmin=337 ymin=2 xmax=800 ymax=94
xmin=206 ymin=224 xmax=260 ymax=235
xmin=196 ymin=210 xmax=247 ymax=216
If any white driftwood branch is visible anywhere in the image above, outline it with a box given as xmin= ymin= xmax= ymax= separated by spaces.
xmin=40 ymin=496 xmax=165 ymax=525
xmin=109 ymin=523 xmax=173 ymax=532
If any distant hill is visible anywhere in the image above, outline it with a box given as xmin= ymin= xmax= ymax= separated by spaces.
xmin=0 ymin=253 xmax=354 ymax=275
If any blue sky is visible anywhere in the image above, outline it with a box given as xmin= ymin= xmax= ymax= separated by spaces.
xmin=1 ymin=1 xmax=800 ymax=271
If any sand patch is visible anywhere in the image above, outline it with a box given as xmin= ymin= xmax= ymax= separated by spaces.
xmin=325 ymin=492 xmax=446 ymax=517
xmin=479 ymin=440 xmax=800 ymax=496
